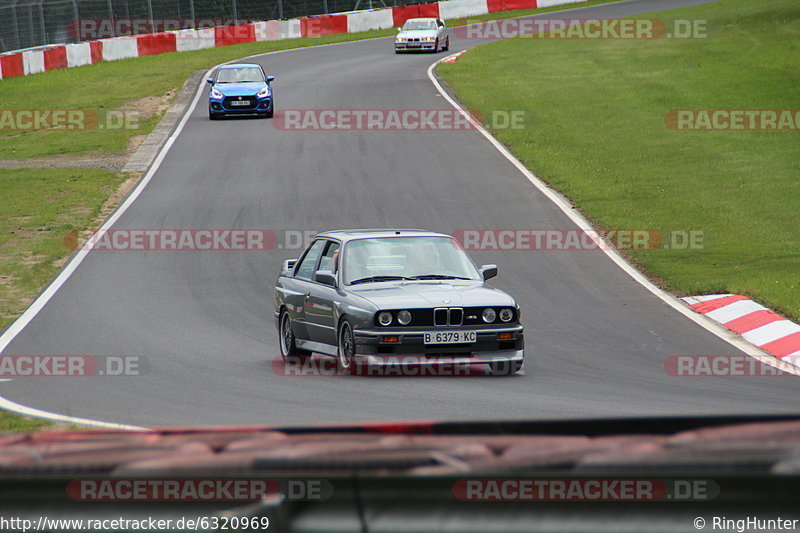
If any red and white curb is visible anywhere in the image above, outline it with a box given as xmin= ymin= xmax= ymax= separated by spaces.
xmin=442 ymin=50 xmax=466 ymax=63
xmin=683 ymin=294 xmax=800 ymax=367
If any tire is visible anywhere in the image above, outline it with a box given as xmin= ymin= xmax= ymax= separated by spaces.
xmin=264 ymin=109 xmax=274 ymax=118
xmin=337 ymin=319 xmax=357 ymax=374
xmin=209 ymin=110 xmax=218 ymax=120
xmin=434 ymin=38 xmax=439 ymax=53
xmin=279 ymin=310 xmax=311 ymax=362
xmin=443 ymin=36 xmax=450 ymax=51
xmin=489 ymin=360 xmax=523 ymax=376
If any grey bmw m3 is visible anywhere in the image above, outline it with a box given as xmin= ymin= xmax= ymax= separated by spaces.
xmin=274 ymin=230 xmax=524 ymax=375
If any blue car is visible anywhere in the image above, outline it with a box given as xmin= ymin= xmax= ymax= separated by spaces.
xmin=207 ymin=63 xmax=275 ymax=120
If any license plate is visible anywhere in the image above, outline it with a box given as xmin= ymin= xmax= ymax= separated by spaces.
xmin=230 ymin=100 xmax=250 ymax=106
xmin=424 ymin=331 xmax=476 ymax=344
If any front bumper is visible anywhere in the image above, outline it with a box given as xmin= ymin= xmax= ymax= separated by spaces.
xmin=395 ymin=41 xmax=437 ymax=52
xmin=353 ymin=324 xmax=524 ymax=365
xmin=209 ymin=96 xmax=272 ymax=115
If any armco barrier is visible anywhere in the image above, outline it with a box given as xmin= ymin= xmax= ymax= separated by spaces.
xmin=23 ymin=50 xmax=45 ymax=75
xmin=0 ymin=0 xmax=590 ymax=80
xmin=347 ymin=9 xmax=395 ymax=34
xmin=44 ymin=46 xmax=68 ymax=70
xmin=66 ymin=42 xmax=93 ymax=67
xmin=136 ymin=32 xmax=177 ymax=56
xmin=488 ymin=0 xmax=537 ymax=12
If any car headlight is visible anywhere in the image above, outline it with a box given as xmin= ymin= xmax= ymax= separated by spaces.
xmin=482 ymin=308 xmax=496 ymax=323
xmin=257 ymin=86 xmax=271 ymax=98
xmin=378 ymin=311 xmax=393 ymax=326
xmin=499 ymin=308 xmax=514 ymax=322
xmin=424 ymin=36 xmax=435 ymax=41
xmin=210 ymin=88 xmax=223 ymax=99
xmin=396 ymin=36 xmax=404 ymax=43
xmin=397 ymin=310 xmax=412 ymax=326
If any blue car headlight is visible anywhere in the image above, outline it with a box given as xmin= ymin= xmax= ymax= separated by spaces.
xmin=210 ymin=88 xmax=223 ymax=99
xmin=257 ymin=86 xmax=271 ymax=98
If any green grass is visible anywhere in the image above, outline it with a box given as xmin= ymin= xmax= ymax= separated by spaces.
xmin=0 ymin=410 xmax=53 ymax=432
xmin=438 ymin=0 xmax=800 ymax=321
xmin=0 ymin=168 xmax=128 ymax=330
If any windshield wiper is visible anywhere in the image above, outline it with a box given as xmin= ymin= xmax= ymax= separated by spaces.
xmin=350 ymin=275 xmax=412 ymax=285
xmin=408 ymin=274 xmax=472 ymax=280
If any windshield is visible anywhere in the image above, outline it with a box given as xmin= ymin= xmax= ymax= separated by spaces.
xmin=343 ymin=236 xmax=480 ymax=284
xmin=403 ymin=20 xmax=437 ymax=31
xmin=216 ymin=66 xmax=264 ymax=83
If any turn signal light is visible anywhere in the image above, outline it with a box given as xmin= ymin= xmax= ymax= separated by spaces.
xmin=382 ymin=336 xmax=400 ymax=343
xmin=498 ymin=332 xmax=513 ymax=340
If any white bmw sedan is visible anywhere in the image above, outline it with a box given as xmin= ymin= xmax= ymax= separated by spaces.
xmin=395 ymin=18 xmax=450 ymax=53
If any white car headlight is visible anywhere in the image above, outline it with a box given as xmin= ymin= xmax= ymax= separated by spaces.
xmin=378 ymin=311 xmax=393 ymax=326
xmin=257 ymin=86 xmax=271 ymax=98
xmin=397 ymin=310 xmax=412 ymax=326
xmin=211 ymin=88 xmax=223 ymax=99
xmin=482 ymin=308 xmax=496 ymax=323
xmin=499 ymin=308 xmax=514 ymax=322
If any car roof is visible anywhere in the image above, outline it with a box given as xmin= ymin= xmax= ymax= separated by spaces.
xmin=315 ymin=229 xmax=451 ymax=243
xmin=219 ymin=63 xmax=261 ymax=69
xmin=404 ymin=17 xmax=438 ymax=22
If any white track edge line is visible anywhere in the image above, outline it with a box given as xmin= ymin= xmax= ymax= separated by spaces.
xmin=427 ymin=55 xmax=800 ymax=378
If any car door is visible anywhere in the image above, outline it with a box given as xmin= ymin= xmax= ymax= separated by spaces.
xmin=437 ymin=19 xmax=446 ymax=45
xmin=287 ymin=238 xmax=327 ymax=341
xmin=305 ymin=240 xmax=341 ymax=348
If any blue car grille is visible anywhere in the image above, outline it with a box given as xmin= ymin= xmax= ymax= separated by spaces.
xmin=222 ymin=96 xmax=257 ymax=110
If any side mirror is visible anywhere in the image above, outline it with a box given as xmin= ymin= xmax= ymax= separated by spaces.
xmin=281 ymin=259 xmax=298 ymax=276
xmin=480 ymin=264 xmax=498 ymax=281
xmin=397 ymin=27 xmax=402 ymax=32
xmin=206 ymin=77 xmax=214 ymax=84
xmin=266 ymin=76 xmax=275 ymax=82
xmin=314 ymin=269 xmax=337 ymax=287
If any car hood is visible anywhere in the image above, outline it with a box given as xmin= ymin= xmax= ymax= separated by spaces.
xmin=350 ymin=281 xmax=515 ymax=309
xmin=213 ymin=82 xmax=265 ymax=96
xmin=398 ymin=29 xmax=438 ymax=39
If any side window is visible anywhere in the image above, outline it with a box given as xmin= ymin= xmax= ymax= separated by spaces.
xmin=318 ymin=241 xmax=341 ymax=273
xmin=295 ymin=240 xmax=326 ymax=280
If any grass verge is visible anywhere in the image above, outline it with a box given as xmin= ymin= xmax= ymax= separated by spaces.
xmin=438 ymin=0 xmax=800 ymax=321
xmin=0 ymin=410 xmax=53 ymax=432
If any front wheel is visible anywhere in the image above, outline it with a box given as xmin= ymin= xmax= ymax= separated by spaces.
xmin=279 ymin=311 xmax=311 ymax=362
xmin=443 ymin=36 xmax=450 ymax=51
xmin=489 ymin=360 xmax=522 ymax=376
xmin=337 ymin=319 xmax=357 ymax=373
xmin=209 ymin=110 xmax=219 ymax=120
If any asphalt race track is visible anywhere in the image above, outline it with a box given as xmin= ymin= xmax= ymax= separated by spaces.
xmin=2 ymin=0 xmax=798 ymax=427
